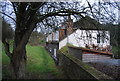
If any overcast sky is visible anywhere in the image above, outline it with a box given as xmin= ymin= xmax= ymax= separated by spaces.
xmin=0 ymin=0 xmax=120 ymax=33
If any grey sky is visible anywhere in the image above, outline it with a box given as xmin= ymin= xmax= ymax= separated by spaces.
xmin=0 ymin=0 xmax=120 ymax=33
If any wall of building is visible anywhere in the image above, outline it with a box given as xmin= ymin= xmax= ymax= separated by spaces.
xmin=59 ymin=37 xmax=68 ymax=50
xmin=67 ymin=46 xmax=112 ymax=63
xmin=59 ymin=29 xmax=67 ymax=41
xmin=46 ymin=31 xmax=59 ymax=42
xmin=59 ymin=29 xmax=110 ymax=49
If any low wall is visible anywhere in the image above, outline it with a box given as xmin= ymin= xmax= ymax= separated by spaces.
xmin=58 ymin=51 xmax=114 ymax=80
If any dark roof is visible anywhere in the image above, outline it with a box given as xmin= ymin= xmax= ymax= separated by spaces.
xmin=74 ymin=16 xmax=108 ymax=30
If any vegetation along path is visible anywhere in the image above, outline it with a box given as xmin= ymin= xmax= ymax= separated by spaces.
xmin=2 ymin=45 xmax=66 ymax=79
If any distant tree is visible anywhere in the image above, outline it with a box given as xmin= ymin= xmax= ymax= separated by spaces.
xmin=2 ymin=20 xmax=14 ymax=58
xmin=2 ymin=20 xmax=14 ymax=41
xmin=116 ymin=23 xmax=120 ymax=58
xmin=28 ymin=31 xmax=45 ymax=46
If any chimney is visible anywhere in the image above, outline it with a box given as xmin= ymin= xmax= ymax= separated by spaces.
xmin=67 ymin=15 xmax=73 ymax=34
xmin=68 ymin=15 xmax=72 ymax=21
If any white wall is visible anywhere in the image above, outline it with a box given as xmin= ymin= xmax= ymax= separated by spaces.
xmin=59 ymin=37 xmax=68 ymax=49
xmin=59 ymin=29 xmax=110 ymax=49
xmin=54 ymin=49 xmax=57 ymax=57
xmin=46 ymin=31 xmax=59 ymax=42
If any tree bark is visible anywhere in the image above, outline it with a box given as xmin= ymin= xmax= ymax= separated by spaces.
xmin=10 ymin=17 xmax=37 ymax=79
xmin=2 ymin=2 xmax=46 ymax=79
xmin=11 ymin=46 xmax=27 ymax=79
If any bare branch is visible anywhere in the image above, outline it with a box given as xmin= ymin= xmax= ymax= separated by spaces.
xmin=0 ymin=11 xmax=16 ymax=22
xmin=11 ymin=2 xmax=17 ymax=15
xmin=37 ymin=10 xmax=85 ymax=23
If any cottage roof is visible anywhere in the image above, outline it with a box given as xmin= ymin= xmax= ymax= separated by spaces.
xmin=74 ymin=16 xmax=108 ymax=30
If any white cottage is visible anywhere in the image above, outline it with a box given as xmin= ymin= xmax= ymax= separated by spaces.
xmin=46 ymin=16 xmax=111 ymax=61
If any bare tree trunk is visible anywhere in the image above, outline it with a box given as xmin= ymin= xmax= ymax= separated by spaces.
xmin=10 ymin=21 xmax=36 ymax=79
xmin=11 ymin=47 xmax=27 ymax=79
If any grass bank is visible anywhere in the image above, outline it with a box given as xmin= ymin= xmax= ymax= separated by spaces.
xmin=2 ymin=44 xmax=66 ymax=79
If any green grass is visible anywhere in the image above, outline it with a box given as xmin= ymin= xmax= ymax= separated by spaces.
xmin=2 ymin=43 xmax=12 ymax=78
xmin=2 ymin=40 xmax=14 ymax=65
xmin=2 ymin=44 xmax=65 ymax=79
xmin=2 ymin=47 xmax=10 ymax=65
xmin=26 ymin=45 xmax=64 ymax=79
xmin=59 ymin=46 xmax=68 ymax=54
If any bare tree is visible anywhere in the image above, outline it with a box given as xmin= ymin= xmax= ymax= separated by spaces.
xmin=2 ymin=20 xmax=14 ymax=58
xmin=1 ymin=1 xmax=119 ymax=79
xmin=1 ymin=2 xmax=85 ymax=79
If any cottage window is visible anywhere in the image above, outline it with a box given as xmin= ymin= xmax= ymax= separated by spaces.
xmin=89 ymin=34 xmax=92 ymax=38
xmin=101 ymin=32 xmax=105 ymax=43
xmin=97 ymin=34 xmax=100 ymax=43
